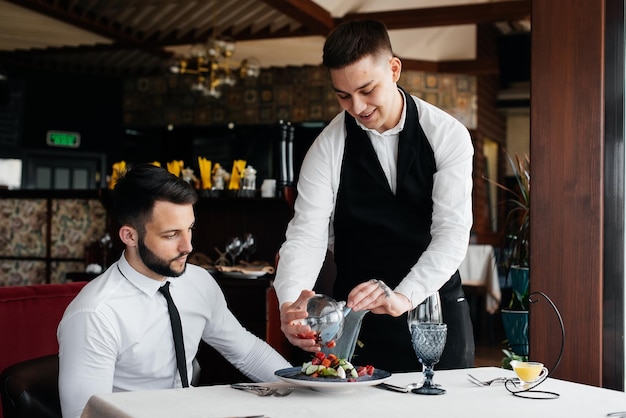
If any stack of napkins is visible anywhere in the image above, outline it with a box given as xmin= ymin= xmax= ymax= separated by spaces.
xmin=197 ymin=157 xmax=212 ymax=189
xmin=228 ymin=160 xmax=246 ymax=190
xmin=167 ymin=160 xmax=184 ymax=177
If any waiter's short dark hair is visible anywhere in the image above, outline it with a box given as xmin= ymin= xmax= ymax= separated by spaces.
xmin=322 ymin=20 xmax=394 ymax=69
xmin=112 ymin=163 xmax=198 ymax=232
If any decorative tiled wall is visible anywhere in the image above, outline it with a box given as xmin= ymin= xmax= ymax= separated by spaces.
xmin=0 ymin=198 xmax=107 ymax=285
xmin=122 ymin=65 xmax=477 ymax=129
xmin=0 ymin=199 xmax=47 ymax=258
xmin=400 ymin=71 xmax=477 ymax=129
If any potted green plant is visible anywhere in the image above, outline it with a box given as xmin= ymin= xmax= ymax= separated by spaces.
xmin=486 ymin=153 xmax=530 ymax=360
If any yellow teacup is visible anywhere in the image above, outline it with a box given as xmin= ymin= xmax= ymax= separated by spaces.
xmin=510 ymin=360 xmax=548 ymax=383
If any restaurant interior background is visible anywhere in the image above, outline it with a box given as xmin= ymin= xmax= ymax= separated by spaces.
xmin=0 ymin=0 xmax=529 ymax=376
xmin=0 ymin=0 xmax=531 ymax=283
xmin=8 ymin=0 xmax=621 ymax=395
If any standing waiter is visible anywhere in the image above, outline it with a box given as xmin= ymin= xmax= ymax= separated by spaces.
xmin=273 ymin=19 xmax=474 ymax=372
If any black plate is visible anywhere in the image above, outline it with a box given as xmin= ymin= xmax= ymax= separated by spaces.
xmin=274 ymin=367 xmax=392 ymax=390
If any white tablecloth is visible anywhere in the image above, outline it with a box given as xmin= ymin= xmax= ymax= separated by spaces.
xmin=458 ymin=244 xmax=501 ymax=313
xmin=81 ymin=367 xmax=626 ymax=418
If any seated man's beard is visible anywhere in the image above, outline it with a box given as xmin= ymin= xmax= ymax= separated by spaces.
xmin=138 ymin=238 xmax=187 ymax=277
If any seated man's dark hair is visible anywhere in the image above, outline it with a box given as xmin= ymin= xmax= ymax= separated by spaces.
xmin=112 ymin=163 xmax=198 ymax=233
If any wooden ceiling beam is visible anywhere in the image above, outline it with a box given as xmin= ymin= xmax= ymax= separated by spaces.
xmin=5 ymin=0 xmax=530 ymax=48
xmin=401 ymin=57 xmax=499 ymax=75
xmin=342 ymin=0 xmax=530 ymax=29
xmin=3 ymin=0 xmax=147 ymax=45
xmin=437 ymin=58 xmax=499 ymax=75
xmin=258 ymin=0 xmax=335 ymax=35
xmin=203 ymin=0 xmax=531 ymax=43
xmin=398 ymin=59 xmax=439 ymax=73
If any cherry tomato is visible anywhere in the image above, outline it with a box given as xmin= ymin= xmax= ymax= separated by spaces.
xmin=356 ymin=365 xmax=375 ymax=377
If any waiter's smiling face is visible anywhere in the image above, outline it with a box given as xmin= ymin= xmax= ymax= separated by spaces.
xmin=330 ymin=53 xmax=404 ymax=134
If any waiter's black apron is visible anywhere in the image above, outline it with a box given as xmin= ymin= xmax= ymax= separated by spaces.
xmin=332 ymin=88 xmax=474 ymax=372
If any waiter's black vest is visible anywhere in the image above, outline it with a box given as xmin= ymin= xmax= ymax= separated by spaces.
xmin=333 ymin=88 xmax=436 ymax=296
xmin=332 ymin=88 xmax=467 ymax=372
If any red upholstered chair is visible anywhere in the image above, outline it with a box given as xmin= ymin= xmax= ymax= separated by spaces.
xmin=0 ymin=282 xmax=87 ymax=418
xmin=0 ymin=282 xmax=207 ymax=418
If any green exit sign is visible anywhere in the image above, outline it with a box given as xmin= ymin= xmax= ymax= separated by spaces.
xmin=46 ymin=130 xmax=81 ymax=148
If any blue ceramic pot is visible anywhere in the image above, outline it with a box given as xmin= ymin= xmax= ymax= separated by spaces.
xmin=501 ymin=309 xmax=529 ymax=356
xmin=510 ymin=266 xmax=530 ymax=303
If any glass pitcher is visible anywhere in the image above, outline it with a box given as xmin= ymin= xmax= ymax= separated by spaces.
xmin=301 ymin=294 xmax=368 ymax=361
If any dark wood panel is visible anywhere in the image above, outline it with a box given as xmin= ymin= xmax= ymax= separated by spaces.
xmin=530 ymin=0 xmax=605 ymax=386
xmin=190 ymin=197 xmax=293 ymax=385
xmin=196 ymin=276 xmax=272 ymax=386
xmin=192 ymin=197 xmax=292 ymax=266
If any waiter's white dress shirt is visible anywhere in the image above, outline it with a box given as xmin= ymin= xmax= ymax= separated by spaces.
xmin=58 ymin=253 xmax=291 ymax=418
xmin=274 ymin=92 xmax=473 ymax=309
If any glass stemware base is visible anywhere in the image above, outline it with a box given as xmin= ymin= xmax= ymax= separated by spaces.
xmin=412 ymin=368 xmax=446 ymax=395
xmin=411 ymin=322 xmax=447 ymax=395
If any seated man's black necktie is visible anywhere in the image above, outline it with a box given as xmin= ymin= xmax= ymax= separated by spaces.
xmin=158 ymin=281 xmax=189 ymax=387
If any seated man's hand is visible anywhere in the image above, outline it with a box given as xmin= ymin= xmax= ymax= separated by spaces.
xmin=280 ymin=289 xmax=321 ymax=352
xmin=347 ymin=279 xmax=412 ymax=317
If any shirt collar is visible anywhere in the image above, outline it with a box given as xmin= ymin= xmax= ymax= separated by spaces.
xmin=117 ymin=251 xmax=169 ymax=297
xmin=355 ymin=88 xmax=407 ymax=137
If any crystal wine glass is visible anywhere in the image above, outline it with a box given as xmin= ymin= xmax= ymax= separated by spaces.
xmin=407 ymin=292 xmax=447 ymax=395
xmin=225 ymin=237 xmax=242 ymax=266
xmin=411 ymin=322 xmax=447 ymax=395
xmin=240 ymin=233 xmax=256 ymax=262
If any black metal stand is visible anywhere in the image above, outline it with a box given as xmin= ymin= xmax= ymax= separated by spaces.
xmin=504 ymin=291 xmax=564 ymax=399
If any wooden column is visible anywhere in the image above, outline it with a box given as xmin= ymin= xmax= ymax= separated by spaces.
xmin=530 ymin=0 xmax=623 ymax=388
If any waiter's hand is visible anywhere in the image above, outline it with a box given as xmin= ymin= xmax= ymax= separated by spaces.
xmin=347 ymin=279 xmax=412 ymax=317
xmin=279 ymin=289 xmax=321 ymax=352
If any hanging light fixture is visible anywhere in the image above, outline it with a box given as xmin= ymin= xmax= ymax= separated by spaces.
xmin=170 ymin=36 xmax=260 ymax=98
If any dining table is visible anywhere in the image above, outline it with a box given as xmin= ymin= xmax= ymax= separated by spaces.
xmin=81 ymin=367 xmax=626 ymax=418
xmin=458 ymin=244 xmax=501 ymax=314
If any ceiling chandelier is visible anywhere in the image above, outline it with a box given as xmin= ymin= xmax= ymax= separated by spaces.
xmin=170 ymin=37 xmax=260 ymax=98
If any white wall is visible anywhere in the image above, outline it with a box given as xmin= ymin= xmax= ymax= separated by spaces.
xmin=505 ymin=111 xmax=530 ymax=176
